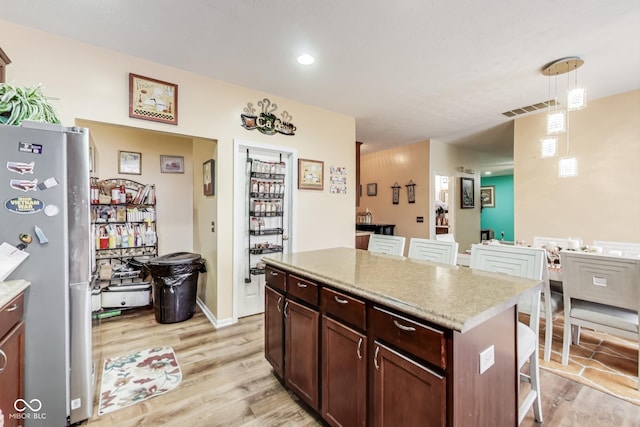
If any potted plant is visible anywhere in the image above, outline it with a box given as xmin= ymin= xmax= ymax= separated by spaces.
xmin=0 ymin=83 xmax=60 ymax=125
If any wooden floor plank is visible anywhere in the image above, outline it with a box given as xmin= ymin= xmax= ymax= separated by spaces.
xmin=84 ymin=308 xmax=640 ymax=426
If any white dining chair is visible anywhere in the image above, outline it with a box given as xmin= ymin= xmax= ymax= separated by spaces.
xmin=408 ymin=237 xmax=458 ymax=266
xmin=367 ymin=234 xmax=406 ymax=257
xmin=592 ymin=240 xmax=640 ymax=258
xmin=559 ymin=250 xmax=640 ymax=391
xmin=435 ymin=233 xmax=455 ymax=243
xmin=470 ymin=244 xmax=545 ymax=424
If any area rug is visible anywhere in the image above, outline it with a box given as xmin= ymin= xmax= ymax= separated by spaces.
xmin=98 ymin=346 xmax=182 ymax=415
xmin=538 ymin=317 xmax=640 ymax=406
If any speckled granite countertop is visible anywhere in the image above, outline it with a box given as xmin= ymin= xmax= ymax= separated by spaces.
xmin=264 ymin=247 xmax=542 ymax=333
xmin=0 ymin=279 xmax=30 ymax=308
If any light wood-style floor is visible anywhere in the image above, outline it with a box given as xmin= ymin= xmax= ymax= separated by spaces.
xmin=83 ymin=307 xmax=640 ymax=427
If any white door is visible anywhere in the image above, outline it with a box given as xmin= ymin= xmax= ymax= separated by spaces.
xmin=233 ymin=140 xmax=295 ymax=320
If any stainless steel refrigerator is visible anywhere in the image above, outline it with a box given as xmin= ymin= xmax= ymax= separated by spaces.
xmin=0 ymin=121 xmax=93 ymax=426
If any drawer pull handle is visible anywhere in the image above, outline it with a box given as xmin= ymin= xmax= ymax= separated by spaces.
xmin=334 ymin=296 xmax=349 ymax=305
xmin=0 ymin=349 xmax=6 ymax=374
xmin=6 ymin=304 xmax=19 ymax=312
xmin=296 ymin=282 xmax=308 ymax=288
xmin=283 ymin=301 xmax=289 ymax=318
xmin=374 ymin=346 xmax=380 ymax=371
xmin=357 ymin=338 xmax=363 ymax=360
xmin=276 ymin=296 xmax=282 ymax=313
xmin=393 ymin=320 xmax=416 ymax=332
xmin=269 ymin=271 xmax=279 ymax=276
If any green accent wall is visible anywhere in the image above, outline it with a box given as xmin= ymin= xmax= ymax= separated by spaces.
xmin=480 ymin=175 xmax=514 ymax=242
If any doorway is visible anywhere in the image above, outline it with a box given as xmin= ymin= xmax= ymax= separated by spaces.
xmin=233 ymin=139 xmax=296 ymax=320
xmin=434 ymin=174 xmax=452 ymax=237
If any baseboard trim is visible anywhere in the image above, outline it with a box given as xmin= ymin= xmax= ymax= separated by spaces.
xmin=197 ymin=298 xmax=234 ymax=329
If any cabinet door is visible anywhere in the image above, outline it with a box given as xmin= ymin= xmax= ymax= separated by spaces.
xmin=372 ymin=341 xmax=445 ymax=427
xmin=264 ymin=286 xmax=284 ymax=379
xmin=0 ymin=322 xmax=25 ymax=427
xmin=321 ymin=316 xmax=367 ymax=427
xmin=285 ymin=298 xmax=319 ymax=411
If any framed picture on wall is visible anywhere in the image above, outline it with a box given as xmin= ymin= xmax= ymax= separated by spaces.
xmin=118 ymin=151 xmax=141 ymax=175
xmin=129 ymin=73 xmax=178 ymax=125
xmin=460 ymin=177 xmax=474 ymax=209
xmin=203 ymin=159 xmax=214 ymax=196
xmin=367 ymin=183 xmax=377 ymax=196
xmin=160 ymin=155 xmax=184 ymax=174
xmin=298 ymin=158 xmax=324 ymax=190
xmin=480 ymin=185 xmax=495 ymax=208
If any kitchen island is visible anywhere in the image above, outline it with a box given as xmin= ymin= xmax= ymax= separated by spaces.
xmin=263 ymin=247 xmax=542 ymax=427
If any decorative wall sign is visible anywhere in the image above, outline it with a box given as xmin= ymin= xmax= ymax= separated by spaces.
xmin=392 ymin=182 xmax=401 ymax=204
xmin=460 ymin=177 xmax=474 ymax=209
xmin=329 ymin=165 xmax=347 ymax=194
xmin=241 ymin=98 xmax=297 ymax=136
xmin=129 ymin=73 xmax=178 ymax=125
xmin=406 ymin=180 xmax=416 ymax=203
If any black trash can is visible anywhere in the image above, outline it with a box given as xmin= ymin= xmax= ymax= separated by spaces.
xmin=144 ymin=252 xmax=206 ymax=324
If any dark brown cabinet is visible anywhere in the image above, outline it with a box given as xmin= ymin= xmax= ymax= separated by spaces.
xmin=264 ymin=285 xmax=284 ymax=379
xmin=322 ymin=315 xmax=367 ymax=427
xmin=372 ymin=341 xmax=445 ymax=427
xmin=264 ymin=267 xmax=321 ymax=411
xmin=284 ymin=298 xmax=319 ymax=411
xmin=0 ymin=293 xmax=25 ymax=427
xmin=263 ymin=261 xmax=519 ymax=426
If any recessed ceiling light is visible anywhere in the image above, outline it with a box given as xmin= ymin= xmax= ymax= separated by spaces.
xmin=485 ymin=171 xmax=492 ymax=175
xmin=297 ymin=54 xmax=315 ymax=65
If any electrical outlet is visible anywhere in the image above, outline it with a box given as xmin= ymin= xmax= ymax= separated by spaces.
xmin=479 ymin=345 xmax=495 ymax=374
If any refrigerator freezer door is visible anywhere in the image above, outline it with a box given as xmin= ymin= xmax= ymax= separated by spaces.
xmin=69 ymin=281 xmax=93 ymax=423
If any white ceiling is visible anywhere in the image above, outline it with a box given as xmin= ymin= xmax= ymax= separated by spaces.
xmin=2 ymin=1 xmax=639 ymax=174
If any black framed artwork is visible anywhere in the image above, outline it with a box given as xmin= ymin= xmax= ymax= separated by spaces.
xmin=460 ymin=177 xmax=474 ymax=209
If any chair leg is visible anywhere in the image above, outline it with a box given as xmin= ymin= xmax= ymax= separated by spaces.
xmin=530 ymin=349 xmax=543 ymax=423
xmin=543 ymin=317 xmax=552 ymax=362
xmin=562 ymin=316 xmax=571 ymax=365
xmin=571 ymin=324 xmax=581 ymax=345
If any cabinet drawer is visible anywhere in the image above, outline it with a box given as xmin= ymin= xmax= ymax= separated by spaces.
xmin=369 ymin=306 xmax=446 ymax=369
xmin=321 ymin=287 xmax=366 ymax=331
xmin=287 ymin=275 xmax=319 ymax=307
xmin=0 ymin=293 xmax=25 ymax=339
xmin=265 ymin=266 xmax=286 ymax=292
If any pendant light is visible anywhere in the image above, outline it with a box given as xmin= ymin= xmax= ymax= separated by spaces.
xmin=540 ymin=57 xmax=585 ymax=177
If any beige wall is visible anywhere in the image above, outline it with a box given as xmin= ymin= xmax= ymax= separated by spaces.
xmin=360 ymin=141 xmax=430 ymax=254
xmin=2 ymin=20 xmax=356 ymax=324
xmin=514 ymin=90 xmax=640 ymax=245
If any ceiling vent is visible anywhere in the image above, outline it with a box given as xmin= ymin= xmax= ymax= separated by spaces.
xmin=501 ymin=99 xmax=557 ymax=118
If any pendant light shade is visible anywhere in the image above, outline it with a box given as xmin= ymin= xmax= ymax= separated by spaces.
xmin=567 ymin=87 xmax=587 ymax=111
xmin=546 ymin=110 xmax=566 ymax=134
xmin=558 ymin=157 xmax=578 ymax=178
xmin=540 ymin=137 xmax=558 ymax=158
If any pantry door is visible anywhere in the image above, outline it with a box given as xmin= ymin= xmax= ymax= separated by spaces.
xmin=233 ymin=139 xmax=296 ymax=320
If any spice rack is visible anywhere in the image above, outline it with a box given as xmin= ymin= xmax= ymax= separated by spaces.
xmin=246 ymin=156 xmax=286 ymax=278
